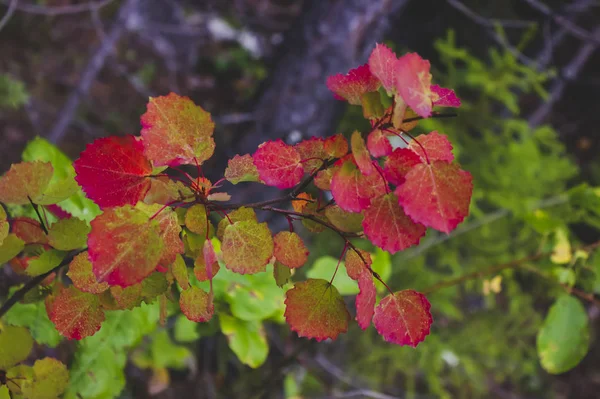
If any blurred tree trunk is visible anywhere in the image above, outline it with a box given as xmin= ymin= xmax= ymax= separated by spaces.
xmin=211 ymin=0 xmax=409 ymax=179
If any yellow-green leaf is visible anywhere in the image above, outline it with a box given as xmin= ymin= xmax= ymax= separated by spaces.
xmin=0 ymin=325 xmax=34 ymax=369
xmin=48 ymin=217 xmax=90 ymax=250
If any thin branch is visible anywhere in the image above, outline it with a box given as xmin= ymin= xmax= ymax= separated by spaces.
xmin=446 ymin=0 xmax=536 ymax=66
xmin=0 ymin=0 xmax=17 ymax=33
xmin=0 ymin=249 xmax=85 ymax=319
xmin=47 ymin=0 xmax=139 ymax=144
xmin=423 ymin=241 xmax=600 ymax=300
xmin=522 ymin=0 xmax=600 ymax=45
xmin=528 ymin=24 xmax=600 ymax=127
xmin=1 ymin=0 xmax=116 ymax=16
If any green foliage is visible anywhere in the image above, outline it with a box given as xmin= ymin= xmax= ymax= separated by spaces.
xmin=537 ymin=295 xmax=590 ymax=374
xmin=0 ymin=74 xmax=28 ymax=109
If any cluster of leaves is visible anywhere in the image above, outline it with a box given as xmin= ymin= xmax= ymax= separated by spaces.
xmin=0 ymin=44 xmax=474 ymax=395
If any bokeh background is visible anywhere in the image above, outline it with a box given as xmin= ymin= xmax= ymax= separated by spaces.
xmin=1 ymin=0 xmax=600 ymax=398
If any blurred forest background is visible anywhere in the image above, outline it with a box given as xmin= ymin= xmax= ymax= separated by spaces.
xmin=1 ymin=0 xmax=600 ymax=398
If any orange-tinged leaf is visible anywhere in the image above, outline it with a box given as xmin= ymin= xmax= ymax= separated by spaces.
xmin=138 ymin=203 xmax=184 ymax=267
xmin=88 ymin=205 xmax=164 ymax=287
xmin=291 ymin=192 xmax=314 ymax=213
xmin=431 ymin=84 xmax=461 ymax=108
xmin=408 ymin=131 xmax=454 ymax=163
xmin=0 ymin=206 xmax=8 ymax=245
xmin=395 ymin=161 xmax=473 ymax=233
xmin=356 ymin=273 xmax=376 ymax=330
xmin=144 ymin=176 xmax=193 ymax=205
xmin=368 ymin=43 xmax=398 ymax=94
xmin=47 ymin=285 xmax=105 ymax=340
xmin=345 ymin=249 xmax=372 ymax=280
xmin=140 ymin=93 xmax=216 ymax=166
xmin=67 ymin=252 xmax=109 ymax=294
xmin=330 ymin=159 xmax=387 ymax=212
xmin=323 ymin=134 xmax=348 ymax=158
xmin=367 ymin=129 xmax=392 ymax=158
xmin=253 ymin=140 xmax=303 ymax=189
xmin=180 ymin=286 xmax=213 ymax=322
xmin=11 ymin=217 xmax=48 ymax=244
xmin=295 ymin=137 xmax=326 ymax=174
xmin=351 ymin=131 xmax=375 ymax=176
xmin=363 ymin=193 xmax=426 ymax=253
xmin=395 ymin=53 xmax=433 ymax=118
xmin=284 ymin=279 xmax=350 ymax=341
xmin=225 ymin=154 xmax=261 ymax=184
xmin=73 ymin=135 xmax=153 ymax=208
xmin=0 ymin=161 xmax=53 ymax=205
xmin=314 ymin=166 xmax=336 ymax=191
xmin=373 ymin=290 xmax=432 ymax=347
xmin=273 ymin=231 xmax=309 ymax=269
xmin=326 ymin=64 xmax=380 ymax=105
xmin=171 ymin=254 xmax=190 ymax=290
xmin=216 ymin=207 xmax=257 ymax=240
xmin=222 ymin=220 xmax=274 ymax=274
xmin=324 ymin=205 xmax=364 ymax=233
xmin=21 ymin=357 xmax=69 ymax=399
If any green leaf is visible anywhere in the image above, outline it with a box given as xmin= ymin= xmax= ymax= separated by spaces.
xmin=26 ymin=249 xmax=67 ymax=276
xmin=65 ymin=303 xmax=159 ymax=399
xmin=3 ymin=299 xmax=62 ymax=347
xmin=0 ymin=325 xmax=34 ymax=369
xmin=227 ymin=272 xmax=284 ymax=321
xmin=537 ymin=295 xmax=590 ymax=374
xmin=150 ymin=330 xmax=193 ymax=369
xmin=371 ymin=248 xmax=391 ymax=285
xmin=21 ymin=357 xmax=69 ymax=399
xmin=174 ymin=315 xmax=200 ymax=343
xmin=0 ymin=233 xmax=24 ymax=264
xmin=307 ymin=256 xmax=358 ymax=295
xmin=48 ymin=217 xmax=90 ymax=250
xmin=0 ymin=385 xmax=10 ymax=399
xmin=219 ymin=314 xmax=269 ymax=368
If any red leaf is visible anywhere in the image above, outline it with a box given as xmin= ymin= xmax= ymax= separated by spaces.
xmin=431 ymin=84 xmax=461 ymax=108
xmin=363 ymin=193 xmax=426 ymax=253
xmin=395 ymin=161 xmax=473 ymax=233
xmin=47 ymin=285 xmax=105 ymax=340
xmin=0 ymin=161 xmax=53 ymax=205
xmin=408 ymin=131 xmax=454 ymax=163
xmin=67 ymin=252 xmax=109 ymax=294
xmin=74 ymin=135 xmax=152 ymax=209
xmin=253 ymin=140 xmax=303 ymax=189
xmin=395 ymin=53 xmax=433 ymax=118
xmin=331 ymin=158 xmax=387 ymax=212
xmin=368 ymin=43 xmax=398 ymax=94
xmin=324 ymin=134 xmax=348 ymax=158
xmin=180 ymin=286 xmax=214 ymax=322
xmin=356 ymin=273 xmax=376 ymax=330
xmin=373 ymin=290 xmax=432 ymax=347
xmin=295 ymin=137 xmax=326 ymax=174
xmin=140 ymin=93 xmax=215 ymax=167
xmin=351 ymin=131 xmax=376 ymax=176
xmin=326 ymin=64 xmax=380 ymax=105
xmin=224 ymin=154 xmax=261 ymax=185
xmin=284 ymin=279 xmax=350 ymax=341
xmin=88 ymin=205 xmax=164 ymax=287
xmin=367 ymin=129 xmax=392 ymax=158
xmin=345 ymin=249 xmax=372 ymax=280
xmin=194 ymin=240 xmax=220 ymax=281
xmin=273 ymin=231 xmax=309 ymax=269
xmin=46 ymin=204 xmax=72 ymax=219
xmin=383 ymin=148 xmax=421 ymax=186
